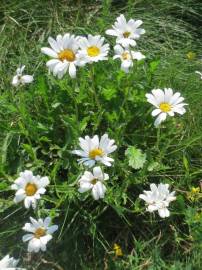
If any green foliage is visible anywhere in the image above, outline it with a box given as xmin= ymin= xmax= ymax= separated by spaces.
xmin=125 ymin=146 xmax=147 ymax=170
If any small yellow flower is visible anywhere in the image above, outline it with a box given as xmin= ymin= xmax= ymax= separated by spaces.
xmin=191 ymin=187 xmax=200 ymax=193
xmin=113 ymin=243 xmax=123 ymax=257
xmin=186 ymin=52 xmax=196 ymax=60
xmin=187 ymin=187 xmax=200 ymax=201
xmin=194 ymin=213 xmax=201 ymax=222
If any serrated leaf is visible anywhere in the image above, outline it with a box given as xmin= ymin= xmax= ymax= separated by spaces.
xmin=147 ymin=161 xmax=160 ymax=171
xmin=102 ymin=87 xmax=117 ymax=100
xmin=125 ymin=146 xmax=146 ymax=170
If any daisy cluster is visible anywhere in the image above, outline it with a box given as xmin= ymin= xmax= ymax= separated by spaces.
xmin=6 ymin=14 xmax=190 ymax=267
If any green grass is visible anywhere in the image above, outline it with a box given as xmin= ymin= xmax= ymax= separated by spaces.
xmin=0 ymin=0 xmax=202 ymax=269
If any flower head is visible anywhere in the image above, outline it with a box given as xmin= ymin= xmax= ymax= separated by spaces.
xmin=12 ymin=65 xmax=33 ymax=87
xmin=106 ymin=14 xmax=145 ymax=47
xmin=78 ymin=35 xmax=109 ymax=64
xmin=11 ymin=170 xmax=49 ymax=209
xmin=113 ymin=44 xmax=145 ymax=73
xmin=187 ymin=187 xmax=201 ymax=201
xmin=146 ymin=88 xmax=187 ymax=127
xmin=41 ymin=34 xmax=84 ymax=79
xmin=22 ymin=216 xmax=58 ymax=253
xmin=113 ymin=243 xmax=123 ymax=257
xmin=72 ymin=134 xmax=117 ymax=167
xmin=78 ymin=166 xmax=109 ymax=200
xmin=0 ymin=255 xmax=21 ymax=269
xmin=186 ymin=51 xmax=196 ymax=60
xmin=139 ymin=183 xmax=176 ymax=218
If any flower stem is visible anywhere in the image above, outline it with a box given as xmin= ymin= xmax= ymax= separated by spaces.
xmin=90 ymin=65 xmax=101 ymax=110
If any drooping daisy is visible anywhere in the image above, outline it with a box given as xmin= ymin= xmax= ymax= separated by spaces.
xmin=145 ymin=88 xmax=187 ymax=127
xmin=11 ymin=170 xmax=49 ymax=209
xmin=78 ymin=166 xmax=109 ymax=200
xmin=12 ymin=65 xmax=33 ymax=87
xmin=113 ymin=44 xmax=145 ymax=73
xmin=41 ymin=33 xmax=84 ymax=79
xmin=72 ymin=134 xmax=117 ymax=167
xmin=195 ymin=71 xmax=202 ymax=79
xmin=22 ymin=216 xmax=58 ymax=253
xmin=0 ymin=255 xmax=21 ymax=269
xmin=139 ymin=183 xmax=176 ymax=218
xmin=106 ymin=14 xmax=145 ymax=47
xmin=77 ymin=35 xmax=109 ymax=64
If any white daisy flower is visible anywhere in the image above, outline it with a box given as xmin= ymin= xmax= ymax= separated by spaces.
xmin=72 ymin=134 xmax=117 ymax=167
xmin=106 ymin=14 xmax=145 ymax=48
xmin=11 ymin=170 xmax=49 ymax=209
xmin=0 ymin=255 xmax=22 ymax=269
xmin=139 ymin=183 xmax=176 ymax=218
xmin=41 ymin=33 xmax=84 ymax=79
xmin=195 ymin=71 xmax=202 ymax=79
xmin=22 ymin=216 xmax=58 ymax=253
xmin=78 ymin=166 xmax=109 ymax=200
xmin=113 ymin=44 xmax=145 ymax=73
xmin=12 ymin=65 xmax=33 ymax=87
xmin=77 ymin=35 xmax=109 ymax=64
xmin=145 ymin=88 xmax=188 ymax=127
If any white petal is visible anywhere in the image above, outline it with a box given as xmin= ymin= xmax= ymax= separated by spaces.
xmin=46 ymin=59 xmax=60 ymax=68
xmin=44 ymin=217 xmax=51 ymax=227
xmin=22 ymin=234 xmax=33 ymax=242
xmin=21 ymin=75 xmax=33 ymax=84
xmin=47 ymin=225 xmax=58 ymax=234
xmin=78 ymin=182 xmax=92 ymax=193
xmin=132 ymin=51 xmax=145 ymax=60
xmin=106 ymin=29 xmax=118 ymax=36
xmin=48 ymin=37 xmax=60 ymax=52
xmin=12 ymin=75 xmax=19 ymax=86
xmin=154 ymin=112 xmax=167 ymax=126
xmin=24 ymin=197 xmax=32 ymax=208
xmin=41 ymin=47 xmax=58 ymax=58
xmin=69 ymin=63 xmax=76 ymax=78
xmin=151 ymin=109 xmax=161 ymax=117
xmin=158 ymin=208 xmax=170 ymax=218
xmin=93 ymin=166 xmax=103 ymax=179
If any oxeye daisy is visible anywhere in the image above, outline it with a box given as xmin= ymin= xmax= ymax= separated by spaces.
xmin=12 ymin=65 xmax=33 ymax=87
xmin=78 ymin=166 xmax=109 ymax=200
xmin=77 ymin=35 xmax=109 ymax=64
xmin=11 ymin=170 xmax=49 ymax=209
xmin=41 ymin=33 xmax=84 ymax=79
xmin=72 ymin=134 xmax=117 ymax=167
xmin=139 ymin=183 xmax=176 ymax=218
xmin=113 ymin=44 xmax=145 ymax=73
xmin=106 ymin=14 xmax=145 ymax=47
xmin=22 ymin=216 xmax=58 ymax=253
xmin=145 ymin=88 xmax=188 ymax=127
xmin=0 ymin=254 xmax=23 ymax=269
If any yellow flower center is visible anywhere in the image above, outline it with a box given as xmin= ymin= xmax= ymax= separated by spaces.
xmin=87 ymin=46 xmax=100 ymax=57
xmin=91 ymin=179 xmax=98 ymax=185
xmin=89 ymin=148 xmax=103 ymax=159
xmin=25 ymin=183 xmax=37 ymax=196
xmin=58 ymin=49 xmax=75 ymax=62
xmin=159 ymin=103 xmax=172 ymax=112
xmin=122 ymin=52 xmax=130 ymax=60
xmin=123 ymin=31 xmax=130 ymax=38
xmin=34 ymin=227 xmax=46 ymax=239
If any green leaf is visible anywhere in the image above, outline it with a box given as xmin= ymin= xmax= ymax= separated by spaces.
xmin=125 ymin=146 xmax=147 ymax=170
xmin=102 ymin=87 xmax=117 ymax=101
xmin=149 ymin=59 xmax=160 ymax=73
